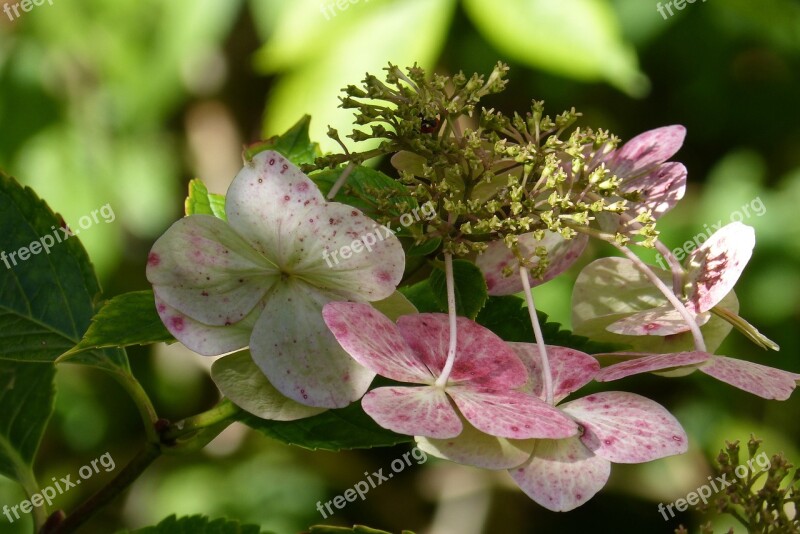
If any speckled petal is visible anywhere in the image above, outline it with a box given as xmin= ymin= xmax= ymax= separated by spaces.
xmin=447 ymin=387 xmax=578 ymax=440
xmin=511 ymin=343 xmax=599 ymax=403
xmin=594 ymin=351 xmax=710 ymax=382
xmin=415 ymin=416 xmax=535 ymax=470
xmin=153 ymin=291 xmax=261 ymax=356
xmin=700 ymin=356 xmax=797 ymax=400
xmin=250 ymin=281 xmax=374 ymax=408
xmin=147 ymin=215 xmax=278 ymax=325
xmin=226 ymin=151 xmax=404 ymax=301
xmin=211 ymin=351 xmax=326 ymax=421
xmin=622 ymin=162 xmax=686 ymax=218
xmin=685 ymin=222 xmax=755 ymax=313
xmin=605 ymin=306 xmax=710 ymax=336
xmin=362 ymin=386 xmax=462 ymax=439
xmin=509 ymin=437 xmax=611 ymax=512
xmin=225 ymin=151 xmax=323 ymax=262
xmin=609 ymin=125 xmax=686 ymax=179
xmin=476 ymin=231 xmax=587 ymax=296
xmin=561 ymin=392 xmax=688 ymax=463
xmin=396 ymin=314 xmax=528 ymax=389
xmin=322 ymin=301 xmax=434 ymax=384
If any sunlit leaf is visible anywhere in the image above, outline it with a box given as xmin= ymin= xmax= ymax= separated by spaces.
xmin=257 ymin=0 xmax=457 ymax=152
xmin=59 ymin=291 xmax=175 ymax=361
xmin=462 ymin=0 xmax=648 ymax=96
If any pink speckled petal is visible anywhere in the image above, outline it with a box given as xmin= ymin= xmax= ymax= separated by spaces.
xmin=447 ymin=387 xmax=578 ymax=440
xmin=226 ymin=151 xmax=404 ymax=301
xmin=510 ymin=343 xmax=599 ymax=403
xmin=147 ymin=215 xmax=278 ymax=325
xmin=362 ymin=386 xmax=462 ymax=439
xmin=510 ymin=436 xmax=611 ymax=512
xmin=322 ymin=302 xmax=433 ymax=384
xmin=685 ymin=222 xmax=755 ymax=314
xmin=622 ymin=162 xmax=687 ymax=218
xmin=396 ymin=314 xmax=528 ymax=389
xmin=609 ymin=125 xmax=686 ymax=179
xmin=226 ymin=151 xmax=323 ymax=261
xmin=153 ymin=291 xmax=261 ymax=356
xmin=594 ymin=351 xmax=710 ymax=382
xmin=415 ymin=417 xmax=535 ymax=469
xmin=605 ymin=306 xmax=710 ymax=336
xmin=561 ymin=392 xmax=689 ymax=463
xmin=700 ymin=356 xmax=798 ymax=400
xmin=476 ymin=231 xmax=588 ymax=296
xmin=250 ymin=281 xmax=374 ymax=408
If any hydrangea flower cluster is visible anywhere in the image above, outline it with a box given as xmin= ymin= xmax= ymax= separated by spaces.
xmin=148 ymin=63 xmax=798 ymax=511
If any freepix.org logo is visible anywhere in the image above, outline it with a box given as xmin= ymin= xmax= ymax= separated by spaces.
xmin=1 ymin=203 xmax=115 ymax=270
xmin=3 ymin=0 xmax=55 ymax=22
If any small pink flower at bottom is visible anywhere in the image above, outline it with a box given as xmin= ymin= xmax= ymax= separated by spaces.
xmin=417 ymin=345 xmax=688 ymax=511
xmin=322 ymin=302 xmax=577 ymax=440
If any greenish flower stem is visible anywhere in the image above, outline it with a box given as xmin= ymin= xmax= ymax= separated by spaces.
xmin=15 ymin=464 xmax=46 ymax=530
xmin=519 ymin=267 xmax=554 ymax=405
xmin=161 ymin=398 xmax=241 ymax=443
xmin=112 ymin=371 xmax=160 ymax=444
xmin=326 ymin=162 xmax=356 ymax=201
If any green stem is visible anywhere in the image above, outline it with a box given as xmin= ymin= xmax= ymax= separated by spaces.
xmin=44 ymin=444 xmax=161 ymax=534
xmin=112 ymin=371 xmax=160 ymax=444
xmin=15 ymin=463 xmax=47 ymax=530
xmin=161 ymin=398 xmax=241 ymax=443
xmin=42 ymin=399 xmax=241 ymax=533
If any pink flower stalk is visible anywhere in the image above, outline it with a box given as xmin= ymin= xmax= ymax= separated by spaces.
xmin=607 ymin=222 xmax=755 ymax=337
xmin=322 ymin=301 xmax=577 ymax=440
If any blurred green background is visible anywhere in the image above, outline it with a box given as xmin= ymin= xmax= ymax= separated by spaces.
xmin=1 ymin=0 xmax=799 ymax=532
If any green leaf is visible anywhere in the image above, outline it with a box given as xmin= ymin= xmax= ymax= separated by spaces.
xmin=476 ymin=295 xmax=620 ymax=354
xmin=399 ymin=279 xmax=445 ymax=314
xmin=312 ymin=166 xmax=417 ymax=218
xmin=462 ymin=0 xmax=648 ymax=96
xmin=310 ymin=526 xmax=415 ymax=534
xmin=0 ymin=172 xmax=129 ymax=372
xmin=0 ymin=172 xmax=129 ymax=492
xmin=246 ymin=115 xmax=320 ymax=166
xmin=370 ymin=291 xmax=418 ymax=321
xmin=59 ymin=291 xmax=175 ymax=361
xmin=406 ymin=237 xmax=441 ymax=257
xmin=185 ymin=179 xmax=227 ymax=220
xmin=571 ymin=257 xmax=738 ymax=354
xmin=120 ymin=514 xmax=271 ymax=534
xmin=429 ymin=260 xmax=488 ymax=319
xmin=238 ymin=401 xmax=412 ymax=451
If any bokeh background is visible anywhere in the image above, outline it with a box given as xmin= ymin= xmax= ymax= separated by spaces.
xmin=1 ymin=0 xmax=799 ymax=532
